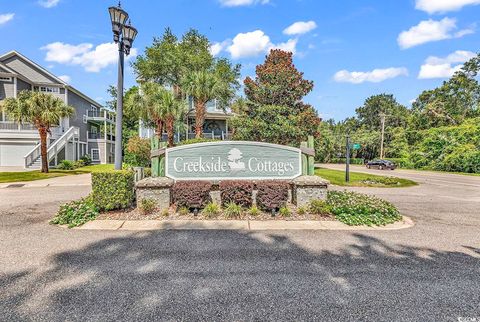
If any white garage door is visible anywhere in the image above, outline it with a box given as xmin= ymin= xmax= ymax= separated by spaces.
xmin=0 ymin=143 xmax=36 ymax=166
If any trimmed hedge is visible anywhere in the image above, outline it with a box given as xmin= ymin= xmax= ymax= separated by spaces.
xmin=256 ymin=181 xmax=289 ymax=211
xmin=172 ymin=180 xmax=212 ymax=209
xmin=219 ymin=180 xmax=254 ymax=207
xmin=91 ymin=171 xmax=135 ymax=211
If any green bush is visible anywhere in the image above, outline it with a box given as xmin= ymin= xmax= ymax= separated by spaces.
xmin=178 ymin=138 xmax=217 ymax=146
xmin=91 ymin=171 xmax=135 ymax=211
xmin=57 ymin=160 xmax=75 ymax=170
xmin=224 ymin=202 xmax=243 ymax=219
xmin=202 ymin=202 xmax=221 ymax=218
xmin=438 ymin=144 xmax=480 ymax=173
xmin=73 ymin=159 xmax=85 ymax=168
xmin=50 ymin=195 xmax=99 ymax=228
xmin=138 ymin=198 xmax=157 ymax=215
xmin=297 ymin=206 xmax=307 ymax=215
xmin=248 ymin=205 xmax=261 ymax=216
xmin=279 ymin=206 xmax=291 ymax=217
xmin=144 ymin=168 xmax=152 ymax=178
xmin=177 ymin=206 xmax=189 ymax=216
xmin=308 ymin=199 xmax=331 ymax=215
xmin=219 ymin=180 xmax=254 ymax=207
xmin=80 ymin=154 xmax=92 ymax=166
xmin=125 ymin=136 xmax=151 ymax=167
xmin=326 ymin=191 xmax=401 ymax=226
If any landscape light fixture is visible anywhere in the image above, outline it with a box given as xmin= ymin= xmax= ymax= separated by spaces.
xmin=108 ymin=1 xmax=137 ymax=170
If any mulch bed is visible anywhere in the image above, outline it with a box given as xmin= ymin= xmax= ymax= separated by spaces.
xmin=97 ymin=204 xmax=334 ymax=221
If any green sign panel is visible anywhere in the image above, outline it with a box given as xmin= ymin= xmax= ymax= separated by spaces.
xmin=352 ymin=143 xmax=361 ymax=150
xmin=165 ymin=141 xmax=302 ymax=180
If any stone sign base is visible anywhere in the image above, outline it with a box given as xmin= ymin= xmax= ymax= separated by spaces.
xmin=292 ymin=176 xmax=329 ymax=207
xmin=136 ymin=177 xmax=174 ymax=211
xmin=136 ymin=176 xmax=329 ymax=211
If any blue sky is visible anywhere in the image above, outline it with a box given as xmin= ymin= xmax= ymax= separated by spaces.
xmin=1 ymin=0 xmax=479 ymax=120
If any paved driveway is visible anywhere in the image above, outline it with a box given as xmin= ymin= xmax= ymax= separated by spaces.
xmin=0 ymin=169 xmax=479 ymax=321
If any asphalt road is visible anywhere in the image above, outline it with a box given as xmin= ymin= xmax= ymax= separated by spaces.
xmin=0 ymin=168 xmax=479 ymax=321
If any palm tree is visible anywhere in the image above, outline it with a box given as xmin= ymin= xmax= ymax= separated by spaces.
xmin=2 ymin=91 xmax=74 ymax=173
xmin=126 ymin=82 xmax=166 ymax=137
xmin=158 ymin=89 xmax=186 ymax=147
xmin=181 ymin=70 xmax=219 ymax=138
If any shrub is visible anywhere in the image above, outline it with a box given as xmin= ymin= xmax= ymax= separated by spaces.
xmin=144 ymin=168 xmax=152 ymax=178
xmin=309 ymin=199 xmax=331 ymax=215
xmin=178 ymin=138 xmax=217 ymax=146
xmin=248 ymin=205 xmax=261 ymax=217
xmin=219 ymin=180 xmax=254 ymax=207
xmin=279 ymin=206 xmax=291 ymax=217
xmin=125 ymin=136 xmax=151 ymax=167
xmin=80 ymin=154 xmax=92 ymax=166
xmin=73 ymin=159 xmax=85 ymax=168
xmin=161 ymin=209 xmax=170 ymax=217
xmin=91 ymin=171 xmax=135 ymax=211
xmin=57 ymin=160 xmax=75 ymax=170
xmin=138 ymin=198 xmax=157 ymax=215
xmin=326 ymin=191 xmax=401 ymax=226
xmin=178 ymin=206 xmax=189 ymax=216
xmin=50 ymin=195 xmax=99 ymax=228
xmin=297 ymin=206 xmax=307 ymax=215
xmin=224 ymin=202 xmax=243 ymax=219
xmin=202 ymin=202 xmax=221 ymax=218
xmin=360 ymin=176 xmax=402 ymax=186
xmin=256 ymin=181 xmax=289 ymax=211
xmin=172 ymin=181 xmax=212 ymax=209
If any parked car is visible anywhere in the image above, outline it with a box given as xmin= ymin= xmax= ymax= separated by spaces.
xmin=366 ymin=160 xmax=396 ymax=170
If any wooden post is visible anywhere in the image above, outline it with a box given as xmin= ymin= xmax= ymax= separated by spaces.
xmin=300 ymin=141 xmax=308 ymax=175
xmin=307 ymin=135 xmax=315 ymax=175
xmin=151 ymin=136 xmax=160 ymax=177
xmin=159 ymin=141 xmax=166 ymax=177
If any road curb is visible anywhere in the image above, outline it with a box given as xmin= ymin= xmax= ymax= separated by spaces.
xmin=75 ymin=216 xmax=414 ymax=231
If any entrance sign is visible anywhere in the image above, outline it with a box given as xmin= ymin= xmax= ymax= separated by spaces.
xmin=165 ymin=141 xmax=302 ymax=180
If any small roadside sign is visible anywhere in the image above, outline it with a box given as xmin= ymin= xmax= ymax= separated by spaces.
xmin=352 ymin=143 xmax=361 ymax=150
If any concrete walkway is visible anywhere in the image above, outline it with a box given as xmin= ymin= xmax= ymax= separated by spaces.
xmin=0 ymin=173 xmax=91 ymax=188
xmin=77 ymin=217 xmax=414 ymax=231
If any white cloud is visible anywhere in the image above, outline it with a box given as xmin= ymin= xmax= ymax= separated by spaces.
xmin=334 ymin=67 xmax=408 ymax=84
xmin=269 ymin=38 xmax=298 ymax=55
xmin=219 ymin=0 xmax=269 ymax=7
xmin=227 ymin=30 xmax=271 ymax=59
xmin=398 ymin=18 xmax=473 ymax=49
xmin=0 ymin=13 xmax=14 ymax=25
xmin=41 ymin=42 xmax=137 ymax=72
xmin=58 ymin=75 xmax=71 ymax=83
xmin=283 ymin=21 xmax=317 ymax=35
xmin=42 ymin=42 xmax=93 ymax=64
xmin=38 ymin=0 xmax=60 ymax=8
xmin=418 ymin=50 xmax=476 ymax=79
xmin=416 ymin=0 xmax=480 ymax=14
xmin=209 ymin=40 xmax=231 ymax=57
xmin=226 ymin=30 xmax=297 ymax=59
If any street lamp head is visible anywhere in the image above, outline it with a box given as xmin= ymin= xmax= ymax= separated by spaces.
xmin=108 ymin=5 xmax=129 ymax=43
xmin=122 ymin=23 xmax=138 ymax=55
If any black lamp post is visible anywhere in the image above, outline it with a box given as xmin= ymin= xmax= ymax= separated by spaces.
xmin=108 ymin=2 xmax=137 ymax=170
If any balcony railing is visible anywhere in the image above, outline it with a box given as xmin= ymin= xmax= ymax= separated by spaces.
xmin=0 ymin=121 xmax=37 ymax=131
xmin=87 ymin=131 xmax=115 ymax=141
xmin=86 ymin=110 xmax=115 ymax=123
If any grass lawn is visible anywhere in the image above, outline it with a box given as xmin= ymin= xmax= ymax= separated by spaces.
xmin=315 ymin=167 xmax=417 ymax=187
xmin=0 ymin=164 xmax=115 ymax=183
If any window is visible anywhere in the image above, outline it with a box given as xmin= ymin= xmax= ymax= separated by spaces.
xmin=0 ymin=77 xmax=12 ymax=82
xmin=91 ymin=149 xmax=100 ymax=161
xmin=83 ymin=115 xmax=87 ymax=124
xmin=39 ymin=86 xmax=59 ymax=93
